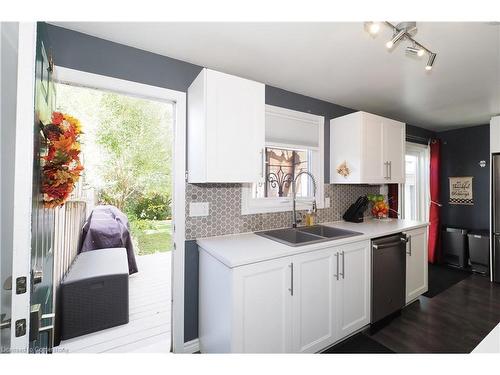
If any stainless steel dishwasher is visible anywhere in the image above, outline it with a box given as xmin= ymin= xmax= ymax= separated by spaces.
xmin=371 ymin=233 xmax=407 ymax=324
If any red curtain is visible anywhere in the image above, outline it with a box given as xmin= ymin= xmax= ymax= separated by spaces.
xmin=388 ymin=184 xmax=399 ymax=219
xmin=428 ymin=139 xmax=441 ymax=264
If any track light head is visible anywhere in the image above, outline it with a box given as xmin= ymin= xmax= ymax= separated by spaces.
xmin=386 ymin=29 xmax=406 ymax=49
xmin=425 ymin=53 xmax=436 ymax=70
xmin=406 ymin=46 xmax=426 ymax=57
xmin=364 ymin=22 xmax=381 ymax=35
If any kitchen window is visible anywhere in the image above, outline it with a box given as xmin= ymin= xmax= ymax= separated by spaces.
xmin=241 ymin=105 xmax=324 ymax=215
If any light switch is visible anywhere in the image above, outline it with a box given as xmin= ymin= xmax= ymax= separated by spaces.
xmin=189 ymin=202 xmax=210 ymax=217
xmin=324 ymin=197 xmax=330 ymax=208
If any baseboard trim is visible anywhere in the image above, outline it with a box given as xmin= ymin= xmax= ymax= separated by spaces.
xmin=183 ymin=338 xmax=200 ymax=353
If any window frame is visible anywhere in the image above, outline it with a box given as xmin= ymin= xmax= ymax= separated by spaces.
xmin=400 ymin=142 xmax=430 ymax=222
xmin=241 ymin=106 xmax=324 ymax=215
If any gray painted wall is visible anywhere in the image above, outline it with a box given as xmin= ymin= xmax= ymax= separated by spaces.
xmin=439 ymin=124 xmax=490 ymax=231
xmin=44 ymin=23 xmax=436 ymax=344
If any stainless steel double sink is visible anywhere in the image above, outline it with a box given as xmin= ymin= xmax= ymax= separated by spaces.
xmin=256 ymin=225 xmax=363 ymax=247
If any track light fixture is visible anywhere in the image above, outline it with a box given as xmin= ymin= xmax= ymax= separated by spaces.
xmin=386 ymin=29 xmax=406 ymax=49
xmin=364 ymin=21 xmax=437 ymax=71
xmin=406 ymin=45 xmax=425 ymax=57
xmin=364 ymin=22 xmax=381 ymax=35
xmin=425 ymin=53 xmax=436 ymax=71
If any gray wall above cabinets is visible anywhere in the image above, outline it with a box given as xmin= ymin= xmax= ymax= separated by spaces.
xmin=439 ymin=124 xmax=490 ymax=232
xmin=46 ymin=23 xmax=203 ymax=92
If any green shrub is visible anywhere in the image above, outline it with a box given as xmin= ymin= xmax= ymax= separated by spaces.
xmin=130 ymin=193 xmax=171 ymax=220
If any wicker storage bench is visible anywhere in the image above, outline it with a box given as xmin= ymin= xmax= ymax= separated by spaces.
xmin=60 ymin=248 xmax=129 ymax=340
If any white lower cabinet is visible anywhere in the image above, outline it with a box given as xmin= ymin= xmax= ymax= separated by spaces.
xmin=232 ymin=256 xmax=293 ymax=353
xmin=335 ymin=241 xmax=371 ymax=339
xmin=291 ymin=248 xmax=336 ymax=353
xmin=199 ymin=240 xmax=371 ymax=353
xmin=404 ymin=227 xmax=428 ymax=304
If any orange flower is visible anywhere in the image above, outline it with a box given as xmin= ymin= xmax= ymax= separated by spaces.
xmin=52 ymin=135 xmax=73 ymax=152
xmin=51 ymin=112 xmax=64 ymax=125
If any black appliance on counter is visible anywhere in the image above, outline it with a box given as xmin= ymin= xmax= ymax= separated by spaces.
xmin=343 ymin=196 xmax=369 ymax=223
xmin=371 ymin=233 xmax=407 ymax=324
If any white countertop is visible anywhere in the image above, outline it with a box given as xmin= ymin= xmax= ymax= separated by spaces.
xmin=197 ymin=219 xmax=428 ymax=268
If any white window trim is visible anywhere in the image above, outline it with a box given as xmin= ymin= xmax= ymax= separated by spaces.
xmin=400 ymin=141 xmax=430 ymax=222
xmin=241 ymin=106 xmax=324 ymax=215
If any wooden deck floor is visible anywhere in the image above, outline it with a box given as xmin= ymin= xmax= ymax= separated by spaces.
xmin=57 ymin=252 xmax=171 ymax=353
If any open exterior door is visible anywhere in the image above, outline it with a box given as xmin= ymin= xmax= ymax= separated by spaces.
xmin=29 ymin=22 xmax=57 ymax=352
xmin=1 ymin=22 xmax=56 ymax=353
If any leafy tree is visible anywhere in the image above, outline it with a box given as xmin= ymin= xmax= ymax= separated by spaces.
xmin=95 ymin=93 xmax=173 ymax=212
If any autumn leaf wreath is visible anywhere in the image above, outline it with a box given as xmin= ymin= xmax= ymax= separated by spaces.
xmin=41 ymin=112 xmax=84 ymax=208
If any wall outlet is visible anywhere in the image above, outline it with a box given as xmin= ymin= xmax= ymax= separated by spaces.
xmin=189 ymin=202 xmax=210 ymax=217
xmin=324 ymin=197 xmax=330 ymax=208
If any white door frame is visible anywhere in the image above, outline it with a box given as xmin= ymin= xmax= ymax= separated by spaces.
xmin=9 ymin=22 xmax=37 ymax=352
xmin=400 ymin=142 xmax=430 ymax=222
xmin=54 ymin=66 xmax=187 ymax=353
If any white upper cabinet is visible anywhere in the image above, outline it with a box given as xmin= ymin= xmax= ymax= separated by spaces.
xmin=187 ymin=68 xmax=265 ymax=183
xmin=330 ymin=111 xmax=406 ymax=184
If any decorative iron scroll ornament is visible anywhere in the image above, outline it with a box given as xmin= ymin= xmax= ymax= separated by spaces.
xmin=267 ymin=165 xmax=294 ymax=197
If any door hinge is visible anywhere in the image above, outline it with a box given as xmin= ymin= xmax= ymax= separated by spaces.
xmin=16 ymin=276 xmax=27 ymax=294
xmin=185 ymin=171 xmax=189 ymax=181
xmin=15 ymin=319 xmax=26 ymax=337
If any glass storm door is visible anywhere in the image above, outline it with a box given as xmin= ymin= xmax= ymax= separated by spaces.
xmin=29 ymin=22 xmax=56 ymax=352
xmin=402 ymin=142 xmax=430 ymax=222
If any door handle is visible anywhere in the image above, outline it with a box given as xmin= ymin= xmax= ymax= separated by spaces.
xmin=260 ymin=148 xmax=265 ymax=179
xmin=334 ymin=252 xmax=340 ymax=280
xmin=340 ymin=251 xmax=345 ymax=279
xmin=288 ymin=263 xmax=294 ymax=296
xmin=384 ymin=162 xmax=389 ymax=179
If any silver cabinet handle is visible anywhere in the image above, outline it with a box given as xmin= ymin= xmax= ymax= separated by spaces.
xmin=389 ymin=161 xmax=392 ymax=180
xmin=407 ymin=235 xmax=412 ymax=256
xmin=289 ymin=263 xmax=294 ymax=296
xmin=340 ymin=251 xmax=345 ymax=279
xmin=335 ymin=252 xmax=340 ymax=280
xmin=260 ymin=148 xmax=265 ymax=178
xmin=384 ymin=162 xmax=388 ymax=179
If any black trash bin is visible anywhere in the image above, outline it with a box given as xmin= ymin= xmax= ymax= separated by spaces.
xmin=442 ymin=227 xmax=468 ymax=268
xmin=467 ymin=230 xmax=490 ymax=275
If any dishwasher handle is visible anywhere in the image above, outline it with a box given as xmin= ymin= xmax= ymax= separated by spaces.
xmin=372 ymin=238 xmax=407 ymax=250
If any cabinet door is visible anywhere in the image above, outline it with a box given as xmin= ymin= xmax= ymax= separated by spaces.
xmin=405 ymin=227 xmax=428 ymax=303
xmin=232 ymin=256 xmax=292 ymax=353
xmin=335 ymin=241 xmax=371 ymax=339
xmin=383 ymin=118 xmax=405 ymax=183
xmin=362 ymin=113 xmax=385 ymax=183
xmin=291 ymin=248 xmax=336 ymax=353
xmin=206 ymin=69 xmax=265 ymax=183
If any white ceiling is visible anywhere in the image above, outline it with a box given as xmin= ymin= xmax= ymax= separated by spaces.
xmin=52 ymin=22 xmax=500 ymax=130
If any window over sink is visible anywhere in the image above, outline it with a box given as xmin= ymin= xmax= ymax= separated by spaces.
xmin=241 ymin=105 xmax=324 ymax=215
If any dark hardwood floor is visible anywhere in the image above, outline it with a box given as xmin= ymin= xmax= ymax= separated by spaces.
xmin=369 ymin=275 xmax=500 ymax=353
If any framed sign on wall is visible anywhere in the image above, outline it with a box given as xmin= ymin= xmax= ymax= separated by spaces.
xmin=449 ymin=176 xmax=474 ymax=205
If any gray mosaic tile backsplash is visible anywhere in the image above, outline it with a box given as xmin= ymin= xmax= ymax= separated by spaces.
xmin=185 ymin=184 xmax=380 ymax=239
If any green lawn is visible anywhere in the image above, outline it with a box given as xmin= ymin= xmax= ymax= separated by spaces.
xmin=130 ymin=219 xmax=173 ymax=255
